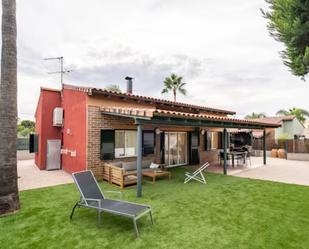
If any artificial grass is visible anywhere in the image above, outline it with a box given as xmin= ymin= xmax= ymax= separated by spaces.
xmin=1 ymin=168 xmax=309 ymax=249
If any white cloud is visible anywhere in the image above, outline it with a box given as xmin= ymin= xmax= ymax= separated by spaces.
xmin=4 ymin=0 xmax=308 ymax=120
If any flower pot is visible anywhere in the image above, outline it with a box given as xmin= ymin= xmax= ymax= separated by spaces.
xmin=271 ymin=149 xmax=278 ymax=158
xmin=278 ymin=149 xmax=286 ymax=159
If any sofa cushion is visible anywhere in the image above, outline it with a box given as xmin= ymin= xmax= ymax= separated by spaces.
xmin=112 ymin=161 xmax=123 ymax=168
xmin=122 ymin=161 xmax=137 ymax=172
xmin=124 ymin=168 xmax=154 ymax=175
xmin=150 ymin=162 xmax=160 ymax=169
xmin=142 ymin=160 xmax=152 ymax=169
xmin=124 ymin=175 xmax=137 ymax=182
xmin=142 ymin=168 xmax=155 ymax=172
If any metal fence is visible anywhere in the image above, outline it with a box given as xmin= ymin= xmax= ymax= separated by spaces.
xmin=253 ymin=138 xmax=309 ymax=153
xmin=17 ymin=137 xmax=29 ymax=151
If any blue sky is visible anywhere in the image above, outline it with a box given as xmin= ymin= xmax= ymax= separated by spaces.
xmin=11 ymin=0 xmax=309 ymax=120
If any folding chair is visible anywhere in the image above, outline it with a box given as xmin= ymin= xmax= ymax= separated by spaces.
xmin=184 ymin=162 xmax=210 ymax=184
xmin=70 ymin=170 xmax=153 ymax=237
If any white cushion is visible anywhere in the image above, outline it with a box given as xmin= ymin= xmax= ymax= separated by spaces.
xmin=149 ymin=162 xmax=160 ymax=169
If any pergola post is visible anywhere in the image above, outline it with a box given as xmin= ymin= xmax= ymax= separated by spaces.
xmin=263 ymin=129 xmax=266 ymax=165
xmin=136 ymin=124 xmax=143 ymax=197
xmin=223 ymin=128 xmax=227 ymax=175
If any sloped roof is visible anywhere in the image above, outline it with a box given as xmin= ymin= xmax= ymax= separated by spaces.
xmin=302 ymin=128 xmax=309 ymax=138
xmin=63 ymin=84 xmax=236 ymax=115
xmin=154 ymin=109 xmax=280 ymax=127
xmin=101 ymin=107 xmax=281 ymax=128
xmin=252 ymin=116 xmax=295 ymax=124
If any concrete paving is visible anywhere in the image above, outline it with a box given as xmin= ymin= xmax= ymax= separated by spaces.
xmin=233 ymin=157 xmax=309 ymax=186
xmin=207 ymin=157 xmax=309 ymax=186
xmin=17 ymin=160 xmax=73 ymax=191
xmin=207 ymin=156 xmax=266 ymax=175
xmin=17 ymin=157 xmax=309 ymax=191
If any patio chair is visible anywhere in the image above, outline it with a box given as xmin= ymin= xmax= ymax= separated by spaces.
xmin=184 ymin=162 xmax=210 ymax=184
xmin=70 ymin=170 xmax=153 ymax=237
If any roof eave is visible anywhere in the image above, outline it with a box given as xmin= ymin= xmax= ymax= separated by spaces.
xmin=153 ymin=112 xmax=281 ymax=129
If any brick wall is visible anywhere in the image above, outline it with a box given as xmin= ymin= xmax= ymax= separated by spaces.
xmin=87 ymin=105 xmax=155 ymax=180
xmin=199 ymin=132 xmax=219 ymax=164
xmin=87 ymin=105 xmax=220 ymax=179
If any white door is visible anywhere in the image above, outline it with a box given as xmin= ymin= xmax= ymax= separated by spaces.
xmin=46 ymin=140 xmax=61 ymax=170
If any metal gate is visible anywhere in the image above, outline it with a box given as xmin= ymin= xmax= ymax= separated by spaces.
xmin=46 ymin=139 xmax=61 ymax=170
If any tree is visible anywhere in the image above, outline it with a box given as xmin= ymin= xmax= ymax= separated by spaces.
xmin=245 ymin=112 xmax=267 ymax=119
xmin=17 ymin=120 xmax=35 ymax=137
xmin=262 ymin=0 xmax=309 ymax=80
xmin=20 ymin=120 xmax=35 ymax=130
xmin=0 ymin=0 xmax=20 ymax=215
xmin=105 ymin=84 xmax=121 ymax=93
xmin=276 ymin=107 xmax=309 ymax=123
xmin=161 ymin=73 xmax=187 ymax=102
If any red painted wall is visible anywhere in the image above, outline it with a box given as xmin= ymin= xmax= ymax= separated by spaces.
xmin=34 ymin=94 xmax=42 ymax=168
xmin=61 ymin=88 xmax=87 ymax=173
xmin=34 ymin=89 xmax=62 ymax=170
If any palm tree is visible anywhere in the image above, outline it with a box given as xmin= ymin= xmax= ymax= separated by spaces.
xmin=105 ymin=84 xmax=121 ymax=93
xmin=276 ymin=108 xmax=309 ymax=123
xmin=245 ymin=112 xmax=267 ymax=120
xmin=161 ymin=73 xmax=187 ymax=102
xmin=0 ymin=0 xmax=20 ymax=215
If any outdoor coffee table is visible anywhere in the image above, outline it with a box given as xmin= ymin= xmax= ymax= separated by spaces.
xmin=142 ymin=170 xmax=171 ymax=184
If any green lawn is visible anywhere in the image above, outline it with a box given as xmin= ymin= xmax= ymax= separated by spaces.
xmin=1 ymin=168 xmax=309 ymax=249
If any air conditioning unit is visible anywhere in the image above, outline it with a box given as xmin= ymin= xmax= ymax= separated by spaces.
xmin=53 ymin=107 xmax=63 ymax=127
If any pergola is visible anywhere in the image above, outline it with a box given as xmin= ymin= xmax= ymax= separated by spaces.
xmin=101 ymin=107 xmax=280 ymax=197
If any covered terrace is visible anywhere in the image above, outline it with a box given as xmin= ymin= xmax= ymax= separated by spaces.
xmin=101 ymin=107 xmax=280 ymax=197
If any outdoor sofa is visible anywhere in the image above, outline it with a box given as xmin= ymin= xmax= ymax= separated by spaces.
xmin=103 ymin=160 xmax=160 ymax=188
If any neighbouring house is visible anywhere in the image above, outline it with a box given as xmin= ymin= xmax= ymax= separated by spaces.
xmin=33 ymin=80 xmax=279 ymax=181
xmin=253 ymin=116 xmax=305 ymax=140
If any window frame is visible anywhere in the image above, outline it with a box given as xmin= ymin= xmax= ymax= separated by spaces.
xmin=29 ymin=133 xmax=39 ymax=153
xmin=114 ymin=129 xmax=137 ymax=158
xmin=210 ymin=132 xmax=219 ymax=150
xmin=205 ymin=131 xmax=221 ymax=151
xmin=100 ymin=129 xmax=115 ymax=160
xmin=142 ymin=130 xmax=155 ymax=156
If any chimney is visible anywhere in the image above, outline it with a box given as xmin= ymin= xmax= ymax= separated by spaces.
xmin=125 ymin=76 xmax=133 ymax=94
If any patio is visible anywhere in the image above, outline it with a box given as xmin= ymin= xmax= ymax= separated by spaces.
xmin=17 ymin=159 xmax=73 ymax=191
xmin=205 ymin=156 xmax=309 ymax=186
xmin=206 ymin=156 xmax=266 ymax=176
xmin=234 ymin=157 xmax=309 ymax=186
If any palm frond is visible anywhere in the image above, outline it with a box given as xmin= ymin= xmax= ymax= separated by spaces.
xmin=161 ymin=88 xmax=169 ymax=94
xmin=178 ymin=87 xmax=187 ymax=96
xmin=276 ymin=109 xmax=289 ymax=116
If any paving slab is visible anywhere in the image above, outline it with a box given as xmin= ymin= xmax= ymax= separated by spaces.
xmin=234 ymin=157 xmax=309 ymax=186
xmin=17 ymin=159 xmax=73 ymax=191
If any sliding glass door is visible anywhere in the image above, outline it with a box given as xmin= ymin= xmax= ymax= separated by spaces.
xmin=164 ymin=132 xmax=187 ymax=167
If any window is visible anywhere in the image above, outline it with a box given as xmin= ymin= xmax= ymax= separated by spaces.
xmin=205 ymin=132 xmax=221 ymax=150
xmin=211 ymin=132 xmax=219 ymax=149
xmin=100 ymin=130 xmax=115 ymax=160
xmin=143 ymin=131 xmax=155 ymax=155
xmin=115 ymin=130 xmax=137 ymax=158
xmin=29 ymin=134 xmax=39 ymax=153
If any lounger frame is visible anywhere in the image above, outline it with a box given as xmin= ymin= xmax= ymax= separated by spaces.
xmin=70 ymin=170 xmax=153 ymax=237
xmin=184 ymin=162 xmax=210 ymax=184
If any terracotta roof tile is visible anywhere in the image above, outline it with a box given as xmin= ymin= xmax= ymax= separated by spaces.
xmin=154 ymin=109 xmax=280 ymax=127
xmin=252 ymin=116 xmax=295 ymax=124
xmin=63 ymin=84 xmax=235 ymax=115
xmin=100 ymin=106 xmax=279 ymax=128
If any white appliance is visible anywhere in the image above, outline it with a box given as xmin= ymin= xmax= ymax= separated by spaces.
xmin=46 ymin=140 xmax=61 ymax=170
xmin=53 ymin=107 xmax=64 ymax=127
